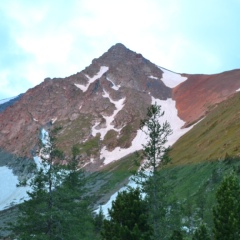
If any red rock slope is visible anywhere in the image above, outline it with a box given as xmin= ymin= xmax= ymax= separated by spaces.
xmin=173 ymin=69 xmax=240 ymax=127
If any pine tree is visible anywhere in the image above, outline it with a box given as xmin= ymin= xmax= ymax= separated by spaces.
xmin=135 ymin=103 xmax=173 ymax=239
xmin=139 ymin=103 xmax=172 ymax=174
xmin=101 ymin=187 xmax=152 ymax=240
xmin=213 ymin=172 xmax=240 ymax=240
xmin=8 ymin=132 xmax=95 ymax=239
xmin=94 ymin=206 xmax=105 ymax=236
xmin=192 ymin=223 xmax=210 ymax=240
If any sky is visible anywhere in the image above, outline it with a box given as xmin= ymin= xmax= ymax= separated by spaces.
xmin=0 ymin=0 xmax=240 ymax=100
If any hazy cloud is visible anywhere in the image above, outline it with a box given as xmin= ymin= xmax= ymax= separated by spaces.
xmin=0 ymin=0 xmax=240 ymax=99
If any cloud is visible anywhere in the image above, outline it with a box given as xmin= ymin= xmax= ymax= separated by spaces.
xmin=0 ymin=8 xmax=35 ymax=98
xmin=0 ymin=0 xmax=240 ymax=99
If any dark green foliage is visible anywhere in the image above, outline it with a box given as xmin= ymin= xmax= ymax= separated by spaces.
xmin=140 ymin=103 xmax=173 ymax=173
xmin=94 ymin=206 xmax=105 ymax=238
xmin=8 ymin=133 xmax=95 ymax=239
xmin=72 ymin=144 xmax=80 ymax=158
xmin=94 ymin=206 xmax=105 ymax=236
xmin=52 ymin=126 xmax=63 ymax=134
xmin=213 ymin=172 xmax=240 ymax=240
xmin=136 ymin=103 xmax=173 ymax=239
xmin=169 ymin=230 xmax=184 ymax=240
xmin=192 ymin=223 xmax=210 ymax=240
xmin=101 ymin=187 xmax=152 ymax=240
xmin=143 ymin=173 xmax=182 ymax=239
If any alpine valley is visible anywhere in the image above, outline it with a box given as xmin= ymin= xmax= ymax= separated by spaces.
xmin=1 ymin=43 xmax=240 ymax=238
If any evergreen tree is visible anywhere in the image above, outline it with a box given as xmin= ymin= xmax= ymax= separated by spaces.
xmin=8 ymin=132 xmax=95 ymax=239
xmin=101 ymin=187 xmax=152 ymax=240
xmin=94 ymin=206 xmax=105 ymax=236
xmin=192 ymin=223 xmax=210 ymax=240
xmin=135 ymin=103 xmax=173 ymax=239
xmin=139 ymin=103 xmax=172 ymax=174
xmin=213 ymin=172 xmax=240 ymax=240
xmin=169 ymin=230 xmax=184 ymax=240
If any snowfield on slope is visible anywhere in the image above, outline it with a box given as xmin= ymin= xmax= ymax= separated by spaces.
xmin=0 ymin=167 xmax=30 ymax=211
xmin=101 ymin=96 xmax=194 ymax=165
xmin=0 ymin=129 xmax=49 ymax=210
xmin=158 ymin=67 xmax=187 ymax=88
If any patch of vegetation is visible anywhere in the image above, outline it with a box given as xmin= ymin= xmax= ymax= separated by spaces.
xmin=51 ymin=125 xmax=63 ymax=134
xmin=80 ymin=136 xmax=100 ymax=155
xmin=86 ymin=151 xmax=142 ymax=205
xmin=102 ymin=130 xmax=118 ymax=149
xmin=54 ymin=114 xmax=93 ymax=156
xmin=170 ymin=92 xmax=240 ymax=165
xmin=159 ymin=157 xmax=240 ymax=233
xmin=118 ymin=124 xmax=134 ymax=148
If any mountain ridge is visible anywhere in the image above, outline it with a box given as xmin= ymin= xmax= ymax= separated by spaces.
xmin=0 ymin=43 xmax=240 ymax=171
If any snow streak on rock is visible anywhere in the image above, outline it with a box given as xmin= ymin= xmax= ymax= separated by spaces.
xmin=159 ymin=67 xmax=187 ymax=88
xmin=74 ymin=66 xmax=109 ymax=92
xmin=148 ymin=75 xmax=158 ymax=80
xmin=106 ymin=77 xmax=121 ymax=90
xmin=92 ymin=89 xmax=125 ymax=140
xmin=101 ymin=96 xmax=194 ymax=165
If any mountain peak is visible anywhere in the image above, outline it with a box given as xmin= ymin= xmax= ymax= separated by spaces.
xmin=104 ymin=43 xmax=132 ymax=58
xmin=109 ymin=43 xmax=129 ymax=51
xmin=110 ymin=43 xmax=127 ymax=50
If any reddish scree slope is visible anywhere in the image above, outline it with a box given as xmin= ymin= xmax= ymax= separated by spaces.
xmin=173 ymin=69 xmax=240 ymax=127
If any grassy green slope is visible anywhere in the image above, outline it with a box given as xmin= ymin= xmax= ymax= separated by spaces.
xmin=157 ymin=157 xmax=240 ymax=238
xmin=170 ymin=92 xmax=240 ymax=165
xmin=86 ymin=151 xmax=140 ymax=207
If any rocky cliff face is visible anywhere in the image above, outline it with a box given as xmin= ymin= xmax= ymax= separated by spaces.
xmin=0 ymin=43 xmax=170 ymax=168
xmin=1 ymin=43 xmax=240 ymax=170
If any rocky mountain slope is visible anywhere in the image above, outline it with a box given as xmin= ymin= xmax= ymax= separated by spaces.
xmin=1 ymin=43 xmax=240 ymax=172
xmin=173 ymin=69 xmax=240 ymax=127
xmin=1 ymin=43 xmax=240 ymax=225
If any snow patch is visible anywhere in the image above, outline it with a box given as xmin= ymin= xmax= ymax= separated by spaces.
xmin=95 ymin=177 xmax=139 ymax=217
xmin=74 ymin=66 xmax=109 ymax=92
xmin=148 ymin=75 xmax=158 ymax=80
xmin=41 ymin=128 xmax=49 ymax=146
xmin=0 ymin=167 xmax=31 ymax=210
xmin=159 ymin=67 xmax=187 ymax=88
xmin=101 ymin=97 xmax=194 ymax=165
xmin=236 ymin=88 xmax=240 ymax=92
xmin=106 ymin=77 xmax=121 ymax=90
xmin=151 ymin=97 xmax=193 ymax=146
xmin=51 ymin=117 xmax=58 ymax=124
xmin=92 ymin=89 xmax=125 ymax=140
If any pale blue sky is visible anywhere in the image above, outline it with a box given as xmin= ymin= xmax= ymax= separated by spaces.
xmin=0 ymin=0 xmax=240 ymax=99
